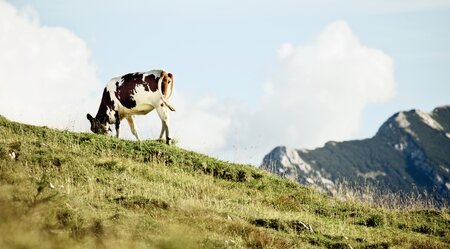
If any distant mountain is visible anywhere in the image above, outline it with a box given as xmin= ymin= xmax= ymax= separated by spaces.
xmin=261 ymin=106 xmax=450 ymax=205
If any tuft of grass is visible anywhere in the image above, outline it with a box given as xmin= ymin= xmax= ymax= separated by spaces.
xmin=0 ymin=114 xmax=449 ymax=249
xmin=334 ymin=179 xmax=445 ymax=210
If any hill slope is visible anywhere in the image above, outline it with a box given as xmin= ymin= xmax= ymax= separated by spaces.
xmin=0 ymin=115 xmax=449 ymax=248
xmin=262 ymin=106 xmax=450 ymax=206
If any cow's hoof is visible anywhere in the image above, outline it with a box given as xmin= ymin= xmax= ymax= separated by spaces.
xmin=166 ymin=138 xmax=171 ymax=145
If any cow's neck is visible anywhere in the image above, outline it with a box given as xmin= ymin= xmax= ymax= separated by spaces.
xmin=95 ymin=89 xmax=114 ymax=124
xmin=95 ymin=112 xmax=109 ymax=124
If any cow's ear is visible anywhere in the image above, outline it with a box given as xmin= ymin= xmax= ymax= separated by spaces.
xmin=168 ymin=73 xmax=173 ymax=79
xmin=87 ymin=113 xmax=93 ymax=121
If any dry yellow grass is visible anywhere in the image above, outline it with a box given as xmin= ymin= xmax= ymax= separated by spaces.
xmin=1 ymin=115 xmax=449 ymax=248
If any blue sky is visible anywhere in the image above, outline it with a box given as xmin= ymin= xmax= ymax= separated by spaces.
xmin=1 ymin=0 xmax=449 ymax=164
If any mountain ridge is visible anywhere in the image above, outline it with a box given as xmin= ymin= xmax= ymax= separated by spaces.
xmin=261 ymin=106 xmax=450 ymax=205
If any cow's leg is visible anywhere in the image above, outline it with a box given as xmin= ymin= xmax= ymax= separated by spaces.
xmin=115 ymin=120 xmax=120 ymax=139
xmin=156 ymin=106 xmax=171 ymax=144
xmin=158 ymin=119 xmax=166 ymax=141
xmin=126 ymin=116 xmax=141 ymax=142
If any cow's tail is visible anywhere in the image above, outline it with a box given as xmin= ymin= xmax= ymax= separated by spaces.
xmin=158 ymin=75 xmax=176 ymax=112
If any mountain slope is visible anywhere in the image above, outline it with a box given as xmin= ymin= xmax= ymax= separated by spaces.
xmin=0 ymin=115 xmax=449 ymax=248
xmin=261 ymin=106 xmax=450 ymax=205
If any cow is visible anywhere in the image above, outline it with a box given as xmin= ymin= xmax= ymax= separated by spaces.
xmin=87 ymin=69 xmax=175 ymax=144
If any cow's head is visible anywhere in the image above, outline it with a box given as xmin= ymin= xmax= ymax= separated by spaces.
xmin=86 ymin=113 xmax=110 ymax=135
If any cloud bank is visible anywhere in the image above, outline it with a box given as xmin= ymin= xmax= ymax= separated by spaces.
xmin=0 ymin=1 xmax=102 ymax=131
xmin=220 ymin=21 xmax=396 ymax=164
xmin=262 ymin=20 xmax=395 ymax=147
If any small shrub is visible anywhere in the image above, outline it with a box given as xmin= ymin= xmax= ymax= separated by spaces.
xmin=251 ymin=218 xmax=311 ymax=233
xmin=0 ymin=145 xmax=8 ymax=159
xmin=252 ymin=218 xmax=287 ymax=231
xmin=56 ymin=210 xmax=74 ymax=228
xmin=252 ymin=172 xmax=264 ymax=180
xmin=329 ymin=242 xmax=352 ymax=249
xmin=236 ymin=170 xmax=248 ymax=182
xmin=363 ymin=242 xmax=390 ymax=249
xmin=413 ymin=225 xmax=433 ymax=235
xmin=95 ymin=160 xmax=126 ymax=172
xmin=408 ymin=239 xmax=448 ymax=249
xmin=361 ymin=214 xmax=385 ymax=227
xmin=90 ymin=219 xmax=105 ymax=238
xmin=113 ymin=196 xmax=170 ymax=210
xmin=55 ymin=209 xmax=87 ymax=239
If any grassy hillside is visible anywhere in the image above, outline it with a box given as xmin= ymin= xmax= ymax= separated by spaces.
xmin=0 ymin=115 xmax=448 ymax=249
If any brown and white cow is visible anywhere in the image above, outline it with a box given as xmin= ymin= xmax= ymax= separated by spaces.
xmin=87 ymin=69 xmax=175 ymax=144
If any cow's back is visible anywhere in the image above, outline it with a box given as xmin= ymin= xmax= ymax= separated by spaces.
xmin=106 ymin=70 xmax=163 ymax=113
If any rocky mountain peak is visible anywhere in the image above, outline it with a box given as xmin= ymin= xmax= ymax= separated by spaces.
xmin=261 ymin=106 xmax=450 ymax=205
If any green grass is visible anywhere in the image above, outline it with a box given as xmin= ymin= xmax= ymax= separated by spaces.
xmin=0 ymin=115 xmax=449 ymax=249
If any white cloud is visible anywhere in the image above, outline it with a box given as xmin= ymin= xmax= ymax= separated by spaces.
xmin=224 ymin=20 xmax=396 ymax=164
xmin=0 ymin=1 xmax=102 ymax=130
xmin=170 ymin=94 xmax=234 ymax=153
